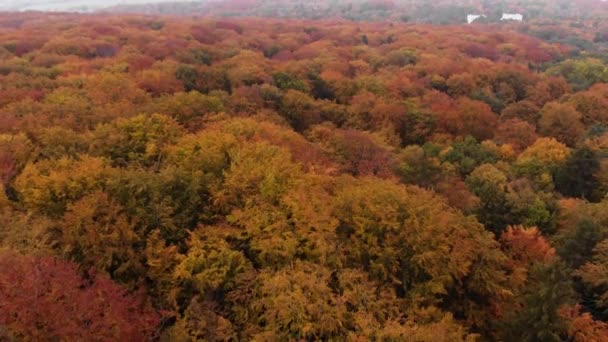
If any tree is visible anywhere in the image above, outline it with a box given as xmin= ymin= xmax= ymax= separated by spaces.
xmin=441 ymin=136 xmax=498 ymax=176
xmin=40 ymin=87 xmax=94 ymax=129
xmin=546 ymin=58 xmax=608 ymax=91
xmin=332 ymin=178 xmax=509 ymax=329
xmin=242 ymin=262 xmax=346 ymax=340
xmin=559 ymin=305 xmax=608 ymax=342
xmin=568 ymin=85 xmax=608 ymax=126
xmin=495 ymin=118 xmax=538 ymax=152
xmin=59 ymin=192 xmax=143 ymax=284
xmin=89 ymin=114 xmax=184 ymax=168
xmin=538 ymin=102 xmax=585 ymax=147
xmin=0 ymin=133 xmax=33 ymax=188
xmin=223 ymin=50 xmax=269 ymax=87
xmin=499 ymin=261 xmax=575 ymax=342
xmin=84 ymin=72 xmax=149 ymax=115
xmin=500 ymin=226 xmax=556 ymax=267
xmin=14 ymin=156 xmax=111 ymax=217
xmin=36 ymin=127 xmax=88 ymax=160
xmin=0 ymin=252 xmax=159 ymax=341
xmin=273 ymin=71 xmax=310 ymax=92
xmin=554 ymin=147 xmax=602 ymax=202
xmin=396 ymin=145 xmax=442 ymax=188
xmin=164 ymin=296 xmax=237 ymax=341
xmin=454 ymin=97 xmax=498 ymax=141
xmin=175 ymin=64 xmax=231 ymax=94
xmin=173 ymin=227 xmax=252 ymax=302
xmin=399 ymin=101 xmax=436 ymax=145
xmin=446 ymin=73 xmax=476 ymax=97
xmin=309 ymin=125 xmax=394 ymax=178
xmin=553 ymin=200 xmax=608 ymax=268
xmin=144 ymin=229 xmax=179 ymax=306
xmin=515 ymin=137 xmax=571 ymax=190
xmin=136 ymin=67 xmax=183 ymax=97
xmin=574 ymin=240 xmax=608 ymax=319
xmin=150 ymin=91 xmax=224 ymax=130
xmin=466 ymin=164 xmax=514 ymax=234
xmin=5 ymin=13 xmax=608 ymax=341
xmin=506 ymin=179 xmax=558 ymax=234
xmin=279 ymin=89 xmax=321 ymax=131
xmin=385 ymin=47 xmax=418 ymax=67
xmin=500 ymin=100 xmax=541 ymax=125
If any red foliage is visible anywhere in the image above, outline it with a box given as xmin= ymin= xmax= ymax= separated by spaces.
xmin=500 ymin=226 xmax=556 ymax=265
xmin=0 ymin=152 xmax=16 ymax=186
xmin=14 ymin=39 xmax=45 ymax=56
xmin=559 ymin=305 xmax=608 ymax=342
xmin=495 ymin=118 xmax=538 ymax=152
xmin=0 ymin=252 xmax=160 ymax=341
xmin=91 ymin=24 xmax=121 ymax=36
xmin=0 ymin=89 xmax=44 ymax=107
xmin=313 ymin=126 xmax=394 ymax=178
xmin=463 ymin=43 xmax=499 ymax=61
xmin=523 ymin=41 xmax=553 ymax=64
xmin=216 ymin=21 xmax=244 ymax=34
xmin=128 ymin=54 xmax=156 ymax=72
xmin=191 ymin=25 xmax=218 ymax=44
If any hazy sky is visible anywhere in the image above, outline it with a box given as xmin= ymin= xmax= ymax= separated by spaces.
xmin=0 ymin=0 xmax=200 ymax=12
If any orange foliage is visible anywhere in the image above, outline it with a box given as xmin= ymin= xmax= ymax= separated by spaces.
xmin=500 ymin=226 xmax=556 ymax=265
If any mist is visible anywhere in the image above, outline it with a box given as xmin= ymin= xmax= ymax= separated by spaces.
xmin=0 ymin=0 xmax=200 ymax=12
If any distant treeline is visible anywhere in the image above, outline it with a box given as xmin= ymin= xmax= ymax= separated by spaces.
xmin=102 ymin=0 xmax=608 ymax=24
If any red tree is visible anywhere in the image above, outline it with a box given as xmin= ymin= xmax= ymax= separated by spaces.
xmin=0 ymin=252 xmax=160 ymax=341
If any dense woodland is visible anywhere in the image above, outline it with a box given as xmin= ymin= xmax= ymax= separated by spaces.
xmin=1 ymin=7 xmax=608 ymax=341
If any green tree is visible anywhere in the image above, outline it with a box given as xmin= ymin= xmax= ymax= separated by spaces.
xmin=500 ymin=262 xmax=575 ymax=342
xmin=273 ymin=72 xmax=310 ymax=92
xmin=555 ymin=147 xmax=602 ymax=201
xmin=466 ymin=164 xmax=514 ymax=235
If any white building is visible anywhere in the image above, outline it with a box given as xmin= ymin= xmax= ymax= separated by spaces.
xmin=467 ymin=14 xmax=486 ymax=24
xmin=501 ymin=13 xmax=524 ymax=21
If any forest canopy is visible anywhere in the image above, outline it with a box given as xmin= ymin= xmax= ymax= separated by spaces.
xmin=1 ymin=8 xmax=608 ymax=341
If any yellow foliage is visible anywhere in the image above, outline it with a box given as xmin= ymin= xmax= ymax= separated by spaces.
xmin=14 ymin=155 xmax=112 ymax=216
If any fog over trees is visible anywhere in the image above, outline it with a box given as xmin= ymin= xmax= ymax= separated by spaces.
xmin=0 ymin=0 xmax=200 ymax=12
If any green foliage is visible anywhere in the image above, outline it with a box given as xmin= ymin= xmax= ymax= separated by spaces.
xmin=400 ymin=102 xmax=436 ymax=145
xmin=309 ymin=73 xmax=336 ymax=101
xmin=499 ymin=262 xmax=575 ymax=342
xmin=547 ymin=58 xmax=608 ymax=91
xmin=273 ymin=72 xmax=310 ymax=93
xmin=575 ymin=239 xmax=608 ymax=318
xmin=386 ymin=48 xmax=418 ymax=67
xmin=557 ymin=219 xmax=606 ymax=269
xmin=279 ymin=89 xmax=320 ymax=131
xmin=90 ymin=114 xmax=184 ymax=167
xmin=514 ymin=137 xmax=571 ymax=190
xmin=466 ymin=164 xmax=514 ymax=235
xmin=182 ymin=48 xmax=212 ymax=65
xmin=441 ymin=136 xmax=499 ymax=176
xmin=396 ymin=145 xmax=442 ymax=187
xmin=555 ymin=147 xmax=602 ymax=201
xmin=151 ymin=91 xmax=225 ymax=128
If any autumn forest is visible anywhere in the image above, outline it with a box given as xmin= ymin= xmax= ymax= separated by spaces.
xmin=1 ymin=1 xmax=608 ymax=340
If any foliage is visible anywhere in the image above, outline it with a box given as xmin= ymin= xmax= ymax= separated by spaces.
xmin=0 ymin=12 xmax=607 ymax=340
xmin=0 ymin=252 xmax=159 ymax=341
